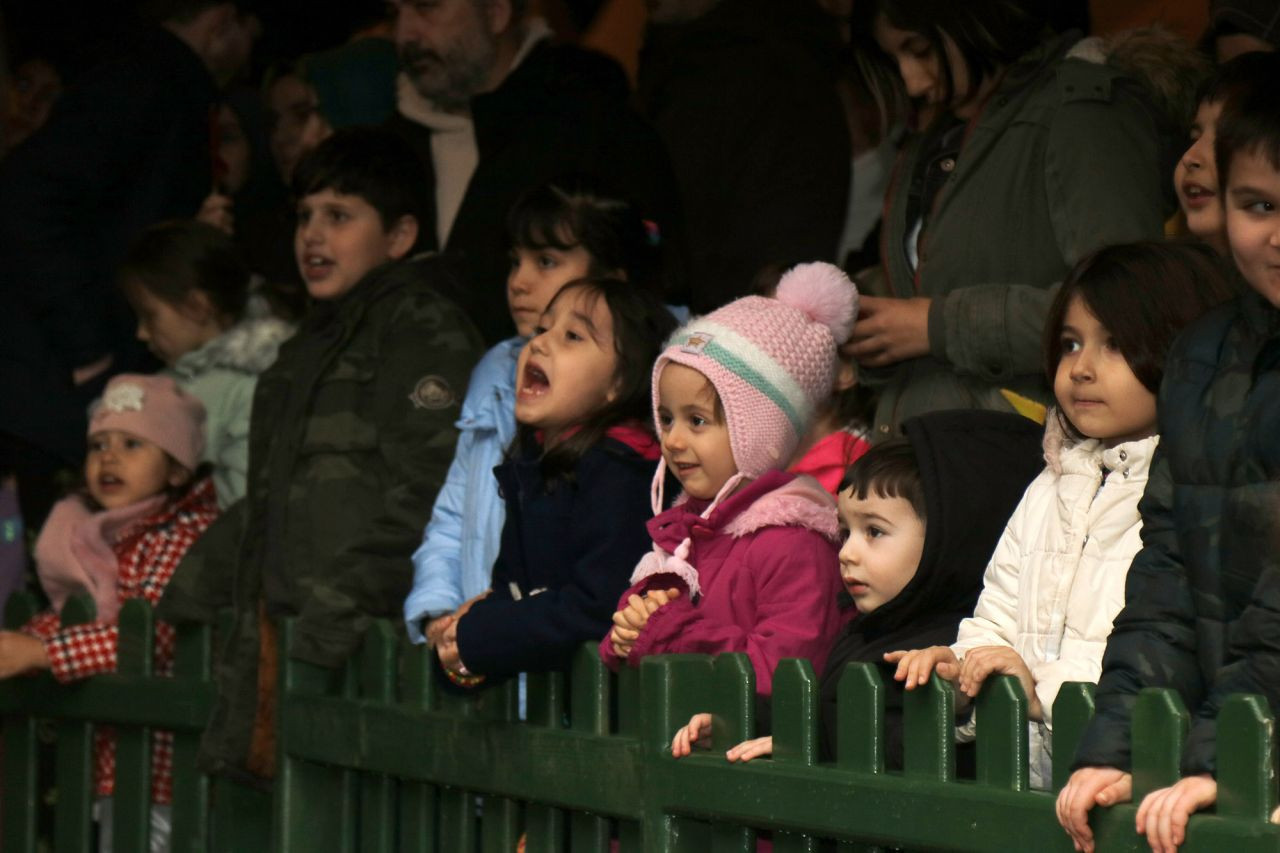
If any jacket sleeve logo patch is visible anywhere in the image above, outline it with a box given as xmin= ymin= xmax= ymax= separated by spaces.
xmin=409 ymin=375 xmax=456 ymax=410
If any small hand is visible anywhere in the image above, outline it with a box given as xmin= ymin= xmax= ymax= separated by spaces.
xmin=0 ymin=631 xmax=50 ymax=678
xmin=956 ymin=645 xmax=1042 ymax=720
xmin=884 ymin=645 xmax=960 ymax=689
xmin=196 ymin=191 xmax=235 ymax=235
xmin=436 ymin=618 xmax=462 ymax=672
xmin=844 ymin=295 xmax=932 ymax=368
xmin=424 ymin=614 xmax=454 ymax=648
xmin=725 ymin=735 xmax=774 ymax=763
xmin=1056 ymin=766 xmax=1133 ymax=852
xmin=1135 ymin=774 xmax=1216 ymax=853
xmin=671 ymin=712 xmax=712 ymax=758
xmin=71 ymin=353 xmax=113 ymax=386
xmin=610 ymin=588 xmax=681 ymax=659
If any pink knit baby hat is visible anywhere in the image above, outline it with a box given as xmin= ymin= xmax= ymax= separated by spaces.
xmin=88 ymin=374 xmax=207 ymax=471
xmin=654 ymin=262 xmax=859 ymax=480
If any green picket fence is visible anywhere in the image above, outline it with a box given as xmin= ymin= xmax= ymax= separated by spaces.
xmin=2 ymin=593 xmax=1279 ymax=852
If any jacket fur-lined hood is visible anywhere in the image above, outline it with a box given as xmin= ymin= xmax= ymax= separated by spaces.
xmin=1069 ymin=26 xmax=1211 ymax=132
xmin=721 ymin=473 xmax=840 ymax=541
xmin=171 ymin=303 xmax=293 ymax=379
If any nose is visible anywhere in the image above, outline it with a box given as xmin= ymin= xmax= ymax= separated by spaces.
xmin=299 ymin=216 xmax=321 ymax=246
xmin=662 ymin=423 xmax=687 ymax=453
xmin=136 ymin=321 xmax=149 ymax=342
xmin=838 ymin=535 xmax=860 ymax=570
xmin=527 ymin=331 xmax=549 ymax=356
xmin=392 ymin=3 xmax=425 ymax=47
xmin=1069 ymin=348 xmax=1095 ymax=381
xmin=898 ymin=57 xmax=932 ymax=100
xmin=508 ymin=260 xmax=531 ymax=295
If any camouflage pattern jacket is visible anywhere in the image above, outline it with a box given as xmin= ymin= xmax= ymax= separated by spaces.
xmin=158 ymin=255 xmax=482 ymax=774
xmin=1073 ymin=289 xmax=1280 ymax=775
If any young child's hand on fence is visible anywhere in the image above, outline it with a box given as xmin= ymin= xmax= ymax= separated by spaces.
xmin=0 ymin=631 xmax=49 ymax=678
xmin=956 ymin=645 xmax=1042 ymax=720
xmin=1135 ymin=774 xmax=1216 ymax=853
xmin=609 ymin=588 xmax=681 ymax=659
xmin=1056 ymin=766 xmax=1133 ymax=852
xmin=428 ymin=591 xmax=491 ymax=648
xmin=884 ymin=645 xmax=960 ymax=689
xmin=725 ymin=736 xmax=774 ymax=763
xmin=671 ymin=712 xmax=712 ymax=757
xmin=436 ymin=619 xmax=464 ymax=673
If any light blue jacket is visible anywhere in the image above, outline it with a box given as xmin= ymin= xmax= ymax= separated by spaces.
xmin=404 ymin=336 xmax=521 ymax=642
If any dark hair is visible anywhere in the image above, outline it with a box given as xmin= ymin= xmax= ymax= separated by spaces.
xmin=118 ymin=220 xmax=250 ymax=321
xmin=850 ymin=0 xmax=1048 ymax=126
xmin=1043 ymin=240 xmax=1236 ymax=408
xmin=291 ymin=127 xmax=433 ymax=252
xmin=838 ymin=438 xmax=926 ymax=522
xmin=524 ymin=277 xmax=677 ymax=483
xmin=1213 ymin=53 xmax=1280 ymax=190
xmin=1195 ymin=50 xmax=1277 ymax=107
xmin=506 ymin=178 xmax=664 ymax=297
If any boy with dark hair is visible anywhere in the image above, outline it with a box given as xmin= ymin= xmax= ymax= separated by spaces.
xmin=1057 ymin=54 xmax=1280 ymax=853
xmin=672 ymin=409 xmax=1043 ymax=768
xmin=159 ymin=127 xmax=484 ymax=779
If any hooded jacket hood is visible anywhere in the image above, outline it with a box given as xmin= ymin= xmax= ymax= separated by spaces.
xmin=840 ymin=410 xmax=1045 ymax=652
xmin=170 ymin=303 xmax=293 ymax=379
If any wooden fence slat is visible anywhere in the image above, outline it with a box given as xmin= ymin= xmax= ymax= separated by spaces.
xmin=1050 ymin=682 xmax=1095 ymax=793
xmin=568 ymin=646 xmax=610 ymax=853
xmin=112 ymin=600 xmax=155 ymax=853
xmin=398 ymin=642 xmax=438 ymax=853
xmin=902 ymin=673 xmax=954 ymax=782
xmin=1130 ymin=688 xmax=1189 ymax=802
xmin=169 ymin=620 xmax=212 ymax=852
xmin=975 ymin=674 xmax=1028 ymax=792
xmin=360 ymin=622 xmax=398 ymax=853
xmin=1215 ymin=694 xmax=1276 ymax=820
xmin=772 ymin=659 xmax=819 ymax=853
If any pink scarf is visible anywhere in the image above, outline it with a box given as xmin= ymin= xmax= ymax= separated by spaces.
xmin=34 ymin=493 xmax=166 ymax=622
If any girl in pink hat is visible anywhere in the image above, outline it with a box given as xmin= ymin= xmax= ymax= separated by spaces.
xmin=601 ymin=262 xmax=858 ymax=696
xmin=0 ymin=373 xmax=217 ymax=849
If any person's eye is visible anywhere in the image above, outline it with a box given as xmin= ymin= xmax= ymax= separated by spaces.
xmin=507 ymin=252 xmax=520 ymax=270
xmin=1060 ymin=337 xmax=1081 ymax=354
xmin=1245 ymin=200 xmax=1276 ymax=214
xmin=328 ymin=209 xmax=350 ymax=224
xmin=867 ymin=525 xmax=884 ymax=539
xmin=88 ymin=439 xmax=105 ymax=453
xmin=657 ymin=412 xmax=673 ymax=429
xmin=565 ymin=329 xmax=583 ymax=342
xmin=690 ymin=415 xmax=707 ymax=428
xmin=537 ymin=253 xmax=558 ymax=271
xmin=531 ymin=325 xmax=547 ymax=337
xmin=124 ymin=438 xmax=142 ymax=449
xmin=1188 ymin=125 xmax=1202 ymax=142
xmin=296 ymin=209 xmax=311 ymax=225
xmin=837 ymin=525 xmax=850 ymax=540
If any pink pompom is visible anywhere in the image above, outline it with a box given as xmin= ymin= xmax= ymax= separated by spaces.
xmin=775 ymin=262 xmax=859 ymax=345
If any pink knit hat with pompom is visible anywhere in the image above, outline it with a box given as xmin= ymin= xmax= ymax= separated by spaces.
xmin=652 ymin=262 xmax=859 ymax=503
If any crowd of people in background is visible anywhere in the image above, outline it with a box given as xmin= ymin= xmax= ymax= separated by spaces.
xmin=0 ymin=0 xmax=1279 ymax=850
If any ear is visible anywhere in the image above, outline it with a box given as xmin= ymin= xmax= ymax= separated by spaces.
xmin=386 ymin=215 xmax=420 ymax=261
xmin=833 ymin=356 xmax=858 ymax=393
xmin=485 ymin=0 xmax=515 ymax=36
xmin=178 ymin=289 xmax=218 ymax=325
xmin=167 ymin=462 xmax=193 ymax=489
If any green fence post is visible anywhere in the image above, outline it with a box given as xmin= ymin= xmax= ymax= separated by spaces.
xmin=360 ymin=621 xmax=398 ymax=853
xmin=1130 ymin=688 xmax=1189 ymax=802
xmin=975 ymin=674 xmax=1029 ymax=792
xmin=638 ymin=655 xmax=718 ymax=853
xmin=55 ymin=594 xmax=97 ymax=853
xmin=169 ymin=620 xmax=212 ymax=853
xmin=276 ymin=618 xmax=353 ymax=853
xmin=112 ymin=600 xmax=155 ymax=853
xmin=3 ymin=592 xmax=41 ymax=853
xmin=479 ymin=677 xmax=521 ymax=853
xmin=524 ymin=668 xmax=567 ymax=853
xmin=771 ymin=659 xmax=819 ymax=853
xmin=710 ymin=653 xmax=754 ymax=853
xmin=1215 ymin=694 xmax=1276 ymax=821
xmin=902 ymin=673 xmax=954 ymax=782
xmin=398 ymin=640 xmax=438 ymax=853
xmin=1050 ymin=682 xmax=1095 ymax=792
xmin=568 ymin=646 xmax=611 ymax=853
xmin=835 ymin=663 xmax=885 ymax=853
xmin=435 ymin=685 xmax=479 ymax=852
xmin=616 ymin=666 xmax=644 ymax=852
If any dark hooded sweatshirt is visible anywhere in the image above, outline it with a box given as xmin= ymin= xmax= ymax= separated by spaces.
xmin=812 ymin=410 xmax=1044 ymax=768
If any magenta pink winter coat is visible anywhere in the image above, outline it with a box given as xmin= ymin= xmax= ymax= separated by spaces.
xmin=599 ymin=470 xmax=846 ymax=694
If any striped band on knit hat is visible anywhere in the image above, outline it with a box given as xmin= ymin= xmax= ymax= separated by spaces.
xmin=652 ymin=262 xmax=859 ymax=507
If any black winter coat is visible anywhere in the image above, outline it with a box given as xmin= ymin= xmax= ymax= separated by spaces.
xmin=453 ymin=433 xmax=659 ymax=679
xmin=1074 ymin=291 xmax=1280 ymax=775
xmin=389 ymin=42 xmax=684 ymax=345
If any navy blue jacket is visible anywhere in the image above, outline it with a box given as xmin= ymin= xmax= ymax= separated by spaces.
xmin=454 ymin=433 xmax=658 ymax=679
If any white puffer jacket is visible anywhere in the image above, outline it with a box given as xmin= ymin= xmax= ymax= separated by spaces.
xmin=952 ymin=420 xmax=1157 ymax=789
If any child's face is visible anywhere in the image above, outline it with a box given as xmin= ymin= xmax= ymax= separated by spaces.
xmin=85 ymin=430 xmax=186 ymax=510
xmin=506 ymin=245 xmax=594 ymax=338
xmin=1053 ymin=295 xmax=1157 ymax=446
xmin=1174 ymin=99 xmax=1225 ymax=246
xmin=836 ymin=488 xmax=925 ymax=614
xmin=295 ymin=189 xmax=416 ymax=301
xmin=1225 ymin=148 xmax=1280 ymax=308
xmin=129 ymin=286 xmax=223 ymax=367
xmin=656 ymin=363 xmax=738 ymax=501
xmin=514 ymin=286 xmax=619 ymax=443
